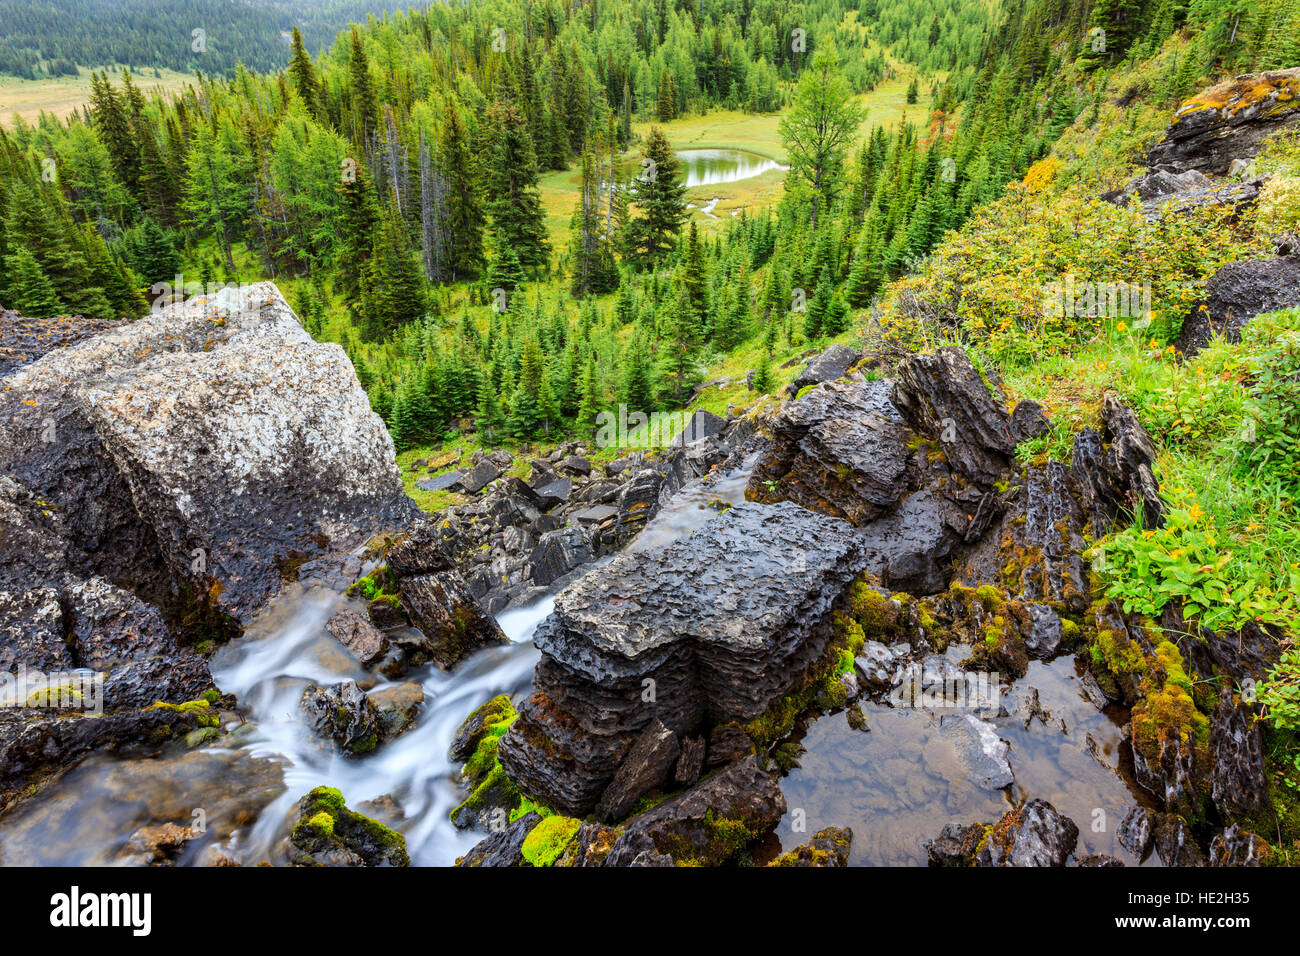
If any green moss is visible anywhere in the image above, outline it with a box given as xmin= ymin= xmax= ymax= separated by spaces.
xmin=291 ymin=786 xmax=410 ymax=866
xmin=150 ymin=698 xmax=220 ymax=728
xmin=521 ymin=815 xmax=582 ymax=867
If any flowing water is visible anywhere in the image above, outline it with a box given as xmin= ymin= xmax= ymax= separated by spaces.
xmin=0 ymin=453 xmax=1155 ymax=866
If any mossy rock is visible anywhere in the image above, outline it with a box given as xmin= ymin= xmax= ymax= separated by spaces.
xmin=289 ymin=786 xmax=409 ymax=867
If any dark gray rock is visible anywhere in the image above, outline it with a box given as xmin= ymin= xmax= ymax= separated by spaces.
xmin=1116 ymin=806 xmax=1157 ymax=860
xmin=397 ymin=568 xmax=508 ymax=670
xmin=785 ymin=344 xmax=861 ymax=396
xmin=453 ymin=459 xmax=502 ymax=494
xmin=1024 ymin=603 xmax=1063 ymax=659
xmin=1209 ymin=824 xmax=1271 ymax=866
xmin=555 ymin=455 xmax=592 ymax=477
xmin=528 ymin=525 xmax=595 ymax=589
xmin=1009 ymin=400 xmax=1051 ymax=443
xmin=978 ymin=799 xmax=1079 ymax=867
xmin=416 ymin=470 xmax=464 ymax=492
xmin=1153 ymin=813 xmax=1207 ymax=867
xmin=747 ymin=378 xmax=912 ymax=526
xmin=674 ymin=735 xmax=706 ymax=786
xmin=769 ymin=826 xmax=853 ymax=866
xmin=595 ymin=718 xmax=680 ymax=823
xmin=669 ymin=409 xmax=727 ymax=447
xmin=1177 ymin=256 xmax=1300 ymax=356
xmin=498 ymin=501 xmax=871 ymax=815
xmin=456 ymin=812 xmax=541 ymax=867
xmin=926 ymin=822 xmax=986 ymax=866
xmin=603 ymin=755 xmax=786 ymax=866
xmin=1210 ymin=688 xmax=1270 ymax=820
xmin=891 ymin=346 xmax=1016 ymax=487
xmin=1144 ymin=68 xmax=1300 ymax=176
xmin=301 ymin=680 xmax=381 ymax=755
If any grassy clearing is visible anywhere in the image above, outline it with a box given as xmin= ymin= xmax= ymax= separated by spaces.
xmin=0 ymin=67 xmax=192 ymax=124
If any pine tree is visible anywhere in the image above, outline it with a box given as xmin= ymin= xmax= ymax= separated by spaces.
xmin=4 ymin=247 xmax=62 ymax=317
xmin=627 ymin=126 xmax=687 ymax=264
xmin=485 ymin=102 xmax=550 ymax=271
xmin=288 ymin=27 xmax=321 ymax=112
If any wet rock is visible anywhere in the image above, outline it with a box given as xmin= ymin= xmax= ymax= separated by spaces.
xmin=707 ymin=723 xmax=755 ymax=768
xmin=786 ymin=344 xmax=860 ymax=397
xmin=449 ymin=694 xmax=516 ymax=764
xmin=368 ymin=682 xmax=423 ymax=739
xmin=1024 ymin=603 xmax=1063 ymax=659
xmin=325 ymin=607 xmax=389 ymax=666
xmin=746 ymin=379 xmax=911 ymax=525
xmin=289 ymin=786 xmax=409 ymax=867
xmin=367 ymin=599 xmax=406 ymax=630
xmin=0 ymin=706 xmax=212 ymax=812
xmin=1145 ymin=68 xmax=1300 ymax=176
xmin=942 ymin=714 xmax=1013 ymax=790
xmin=669 ymin=409 xmax=727 ymax=447
xmin=101 ymin=655 xmax=215 ymax=711
xmin=978 ymin=799 xmax=1079 ymax=867
xmin=891 ymin=346 xmax=1016 ymax=487
xmin=1 ymin=284 xmax=415 ymax=627
xmin=1116 ymin=806 xmax=1157 ymax=861
xmin=497 ymin=502 xmax=871 ymax=814
xmin=1208 ymin=824 xmax=1271 ymax=866
xmin=1078 ymin=853 xmax=1126 ymax=867
xmin=603 ymin=755 xmax=786 ymax=866
xmin=854 ymin=641 xmax=900 ymax=692
xmin=456 ymin=812 xmax=541 ymax=867
xmin=397 ymin=568 xmax=508 ymax=670
xmin=926 ymin=822 xmax=987 ymax=866
xmin=859 ymin=488 xmax=965 ymax=595
xmin=0 ymin=309 xmax=115 ymax=376
xmin=300 ymin=680 xmax=380 ymax=755
xmin=1177 ymin=256 xmax=1300 ymax=356
xmin=1153 ymin=813 xmax=1207 ymax=867
xmin=123 ymin=823 xmax=195 ymax=865
xmin=595 ymin=718 xmax=680 ymax=823
xmin=768 ymin=826 xmax=853 ymax=867
xmin=1210 ymin=688 xmax=1270 ymax=820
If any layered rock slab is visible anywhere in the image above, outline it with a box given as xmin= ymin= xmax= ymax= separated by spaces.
xmin=497 ymin=501 xmax=871 ymax=815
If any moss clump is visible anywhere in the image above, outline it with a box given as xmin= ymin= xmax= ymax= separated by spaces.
xmin=845 ymin=579 xmax=903 ymax=636
xmin=150 ymin=698 xmax=220 ymax=728
xmin=450 ymin=696 xmax=525 ymax=827
xmin=521 ymin=815 xmax=582 ymax=867
xmin=1129 ymin=641 xmax=1213 ymax=822
xmin=348 ymin=567 xmax=402 ymax=609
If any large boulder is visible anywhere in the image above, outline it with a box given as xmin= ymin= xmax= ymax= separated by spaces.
xmin=891 ymin=346 xmax=1017 ymax=487
xmin=497 ymin=501 xmax=871 ymax=815
xmin=746 ymin=378 xmax=912 ymax=525
xmin=1177 ymin=256 xmax=1300 ymax=355
xmin=0 ymin=283 xmax=416 ymax=627
xmin=1145 ymin=68 xmax=1300 ymax=176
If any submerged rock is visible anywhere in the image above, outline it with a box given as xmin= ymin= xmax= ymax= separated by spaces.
xmin=941 ymin=713 xmax=1013 ymax=790
xmin=498 ymin=501 xmax=870 ymax=815
xmin=768 ymin=826 xmax=853 ymax=867
xmin=324 ymin=607 xmax=389 ymax=666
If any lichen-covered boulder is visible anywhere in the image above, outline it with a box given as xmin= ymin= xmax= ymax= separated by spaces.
xmin=1145 ymin=68 xmax=1300 ymax=176
xmin=768 ymin=826 xmax=853 ymax=867
xmin=0 ymin=283 xmax=416 ymax=628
